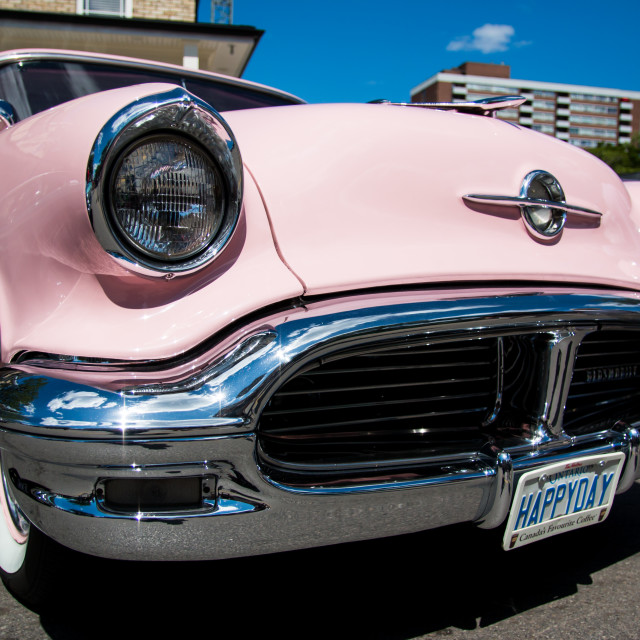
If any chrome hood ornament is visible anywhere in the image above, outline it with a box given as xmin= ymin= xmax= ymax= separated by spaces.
xmin=371 ymin=95 xmax=527 ymax=118
xmin=463 ymin=170 xmax=603 ymax=240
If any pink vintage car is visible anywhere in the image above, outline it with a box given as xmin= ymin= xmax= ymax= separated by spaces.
xmin=1 ymin=49 xmax=640 ymax=605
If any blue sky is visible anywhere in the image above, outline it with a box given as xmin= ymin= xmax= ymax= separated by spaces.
xmin=228 ymin=0 xmax=640 ymax=104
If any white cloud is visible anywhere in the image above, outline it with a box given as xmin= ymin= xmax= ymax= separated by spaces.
xmin=447 ymin=24 xmax=516 ymax=54
xmin=48 ymin=390 xmax=109 ymax=412
xmin=41 ymin=417 xmax=95 ymax=427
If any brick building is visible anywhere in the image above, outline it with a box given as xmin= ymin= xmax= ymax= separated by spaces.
xmin=0 ymin=1 xmax=260 ymax=76
xmin=411 ymin=62 xmax=640 ymax=148
xmin=0 ymin=0 xmax=195 ymax=21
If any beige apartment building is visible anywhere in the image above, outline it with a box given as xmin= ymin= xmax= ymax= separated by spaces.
xmin=412 ymin=62 xmax=640 ymax=149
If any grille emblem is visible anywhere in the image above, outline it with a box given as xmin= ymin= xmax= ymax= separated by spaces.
xmin=585 ymin=366 xmax=639 ymax=383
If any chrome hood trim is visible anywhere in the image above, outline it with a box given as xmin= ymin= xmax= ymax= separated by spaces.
xmin=373 ymin=95 xmax=527 ymax=117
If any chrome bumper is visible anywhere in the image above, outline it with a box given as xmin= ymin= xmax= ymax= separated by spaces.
xmin=1 ymin=289 xmax=640 ymax=560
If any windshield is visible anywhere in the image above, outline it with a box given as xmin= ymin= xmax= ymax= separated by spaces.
xmin=0 ymin=59 xmax=300 ymax=121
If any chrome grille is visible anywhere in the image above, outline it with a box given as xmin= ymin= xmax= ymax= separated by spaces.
xmin=259 ymin=337 xmax=499 ymax=476
xmin=253 ymin=295 xmax=640 ymax=488
xmin=564 ymin=330 xmax=640 ymax=436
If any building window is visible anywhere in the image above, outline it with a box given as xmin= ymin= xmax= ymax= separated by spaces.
xmin=569 ymin=93 xmax=617 ymax=103
xmin=77 ymin=0 xmax=132 ymax=17
xmin=532 ymin=99 xmax=555 ymax=110
xmin=569 ymin=126 xmax=617 ymax=139
xmin=466 ymin=92 xmax=513 ymax=102
xmin=496 ymin=109 xmax=519 ymax=119
xmin=533 ymin=112 xmax=555 ymax=122
xmin=571 ymin=103 xmax=618 ymax=115
xmin=569 ymin=114 xmax=617 ymax=127
xmin=465 ymin=93 xmax=489 ymax=101
xmin=569 ymin=139 xmax=600 ymax=148
xmin=198 ymin=0 xmax=234 ymax=24
xmin=466 ymin=83 xmax=511 ymax=94
xmin=532 ymin=123 xmax=554 ymax=134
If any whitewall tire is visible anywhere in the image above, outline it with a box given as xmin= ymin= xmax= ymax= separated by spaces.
xmin=0 ymin=456 xmax=29 ymax=574
xmin=0 ymin=455 xmax=57 ymax=608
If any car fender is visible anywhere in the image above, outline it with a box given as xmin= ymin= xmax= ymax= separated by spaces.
xmin=0 ymin=85 xmax=303 ymax=362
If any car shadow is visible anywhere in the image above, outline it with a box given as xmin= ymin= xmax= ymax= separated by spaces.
xmin=38 ymin=482 xmax=640 ymax=640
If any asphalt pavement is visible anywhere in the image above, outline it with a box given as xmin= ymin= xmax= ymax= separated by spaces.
xmin=2 ymin=481 xmax=640 ymax=639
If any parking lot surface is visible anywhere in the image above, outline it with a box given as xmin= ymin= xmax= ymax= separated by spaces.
xmin=2 ymin=482 xmax=640 ymax=639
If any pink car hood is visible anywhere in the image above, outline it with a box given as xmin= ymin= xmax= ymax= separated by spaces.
xmin=2 ymin=92 xmax=639 ymax=363
xmin=225 ymin=104 xmax=640 ymax=295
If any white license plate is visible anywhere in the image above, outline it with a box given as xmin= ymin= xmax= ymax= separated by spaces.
xmin=503 ymin=452 xmax=625 ymax=550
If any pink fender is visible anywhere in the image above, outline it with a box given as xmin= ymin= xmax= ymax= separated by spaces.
xmin=625 ymin=180 xmax=640 ymax=233
xmin=0 ymin=85 xmax=303 ymax=362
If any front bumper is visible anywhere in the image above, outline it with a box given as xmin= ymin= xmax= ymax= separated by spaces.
xmin=1 ymin=289 xmax=640 ymax=560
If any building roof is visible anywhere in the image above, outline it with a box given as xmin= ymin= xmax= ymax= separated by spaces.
xmin=0 ymin=8 xmax=263 ymax=76
xmin=412 ymin=69 xmax=640 ymax=102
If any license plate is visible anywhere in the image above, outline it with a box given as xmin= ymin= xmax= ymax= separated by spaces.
xmin=503 ymin=452 xmax=625 ymax=550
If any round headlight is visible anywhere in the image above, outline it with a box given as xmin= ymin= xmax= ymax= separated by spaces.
xmin=87 ymin=87 xmax=243 ymax=276
xmin=110 ymin=135 xmax=225 ymax=262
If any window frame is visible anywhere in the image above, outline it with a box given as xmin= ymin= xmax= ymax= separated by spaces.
xmin=76 ymin=0 xmax=133 ymax=18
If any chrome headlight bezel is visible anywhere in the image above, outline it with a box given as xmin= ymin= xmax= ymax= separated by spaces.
xmin=87 ymin=87 xmax=243 ymax=277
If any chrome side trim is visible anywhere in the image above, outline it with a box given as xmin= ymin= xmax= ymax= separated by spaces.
xmin=86 ymin=86 xmax=243 ymax=276
xmin=464 ymin=170 xmax=603 ymax=241
xmin=462 ymin=194 xmax=603 ymax=221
